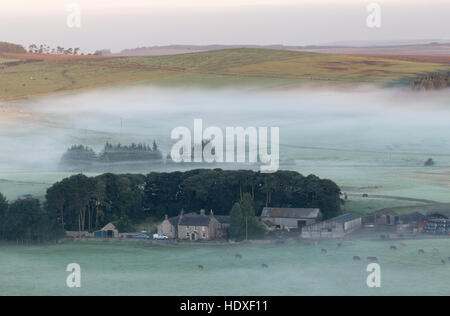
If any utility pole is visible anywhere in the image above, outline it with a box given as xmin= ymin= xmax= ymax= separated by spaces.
xmin=245 ymin=216 xmax=248 ymax=241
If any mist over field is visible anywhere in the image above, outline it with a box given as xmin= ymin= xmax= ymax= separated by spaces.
xmin=2 ymin=86 xmax=450 ymax=169
xmin=1 ymin=86 xmax=450 ymax=201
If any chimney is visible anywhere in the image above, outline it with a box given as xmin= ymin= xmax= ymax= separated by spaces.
xmin=210 ymin=209 xmax=214 ymax=216
xmin=165 ymin=214 xmax=168 ymax=220
xmin=200 ymin=209 xmax=205 ymax=215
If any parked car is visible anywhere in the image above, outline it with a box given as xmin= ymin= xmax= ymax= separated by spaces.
xmin=153 ymin=233 xmax=169 ymax=240
xmin=131 ymin=234 xmax=150 ymax=239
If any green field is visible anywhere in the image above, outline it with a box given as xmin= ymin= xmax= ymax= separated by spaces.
xmin=1 ymin=240 xmax=449 ymax=296
xmin=1 ymin=48 xmax=449 ymax=100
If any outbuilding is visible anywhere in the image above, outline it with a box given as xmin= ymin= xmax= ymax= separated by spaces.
xmin=301 ymin=213 xmax=362 ymax=238
xmin=94 ymin=222 xmax=119 ymax=238
xmin=261 ymin=207 xmax=322 ymax=231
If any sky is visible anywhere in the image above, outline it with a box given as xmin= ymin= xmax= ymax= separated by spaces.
xmin=1 ymin=0 xmax=449 ymax=53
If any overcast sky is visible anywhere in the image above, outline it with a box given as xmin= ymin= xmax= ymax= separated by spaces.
xmin=1 ymin=0 xmax=449 ymax=53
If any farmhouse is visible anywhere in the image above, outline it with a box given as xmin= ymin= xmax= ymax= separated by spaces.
xmin=178 ymin=209 xmax=221 ymax=241
xmin=301 ymin=213 xmax=362 ymax=238
xmin=261 ymin=207 xmax=322 ymax=231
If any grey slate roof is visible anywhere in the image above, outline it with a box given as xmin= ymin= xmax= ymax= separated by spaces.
xmin=261 ymin=207 xmax=321 ymax=219
xmin=179 ymin=214 xmax=212 ymax=227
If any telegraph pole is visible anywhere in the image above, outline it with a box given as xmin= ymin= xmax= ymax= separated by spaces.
xmin=245 ymin=216 xmax=248 ymax=241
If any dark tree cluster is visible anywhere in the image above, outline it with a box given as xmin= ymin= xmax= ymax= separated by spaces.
xmin=410 ymin=71 xmax=450 ymax=90
xmin=144 ymin=169 xmax=342 ymax=220
xmin=230 ymin=193 xmax=266 ymax=240
xmin=0 ymin=194 xmax=60 ymax=243
xmin=99 ymin=141 xmax=163 ymax=163
xmin=45 ymin=173 xmax=147 ymax=234
xmin=60 ymin=142 xmax=163 ymax=171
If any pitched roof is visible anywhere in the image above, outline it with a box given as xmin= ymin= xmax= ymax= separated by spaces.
xmin=179 ymin=214 xmax=212 ymax=227
xmin=101 ymin=222 xmax=117 ymax=231
xmin=328 ymin=213 xmax=361 ymax=223
xmin=261 ymin=207 xmax=321 ymax=219
xmin=168 ymin=216 xmax=180 ymax=226
xmin=166 ymin=212 xmax=198 ymax=226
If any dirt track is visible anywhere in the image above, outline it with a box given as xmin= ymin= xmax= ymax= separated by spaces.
xmin=346 ymin=193 xmax=438 ymax=204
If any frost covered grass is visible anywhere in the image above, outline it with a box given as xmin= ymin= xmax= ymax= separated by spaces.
xmin=0 ymin=240 xmax=449 ymax=296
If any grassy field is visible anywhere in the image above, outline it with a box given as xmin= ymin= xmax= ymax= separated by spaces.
xmin=1 ymin=48 xmax=449 ymax=100
xmin=1 ymin=240 xmax=449 ymax=296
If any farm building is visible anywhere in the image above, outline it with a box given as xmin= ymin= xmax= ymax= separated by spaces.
xmin=157 ymin=213 xmax=183 ymax=239
xmin=94 ymin=222 xmax=119 ymax=238
xmin=261 ymin=207 xmax=322 ymax=231
xmin=178 ymin=209 xmax=221 ymax=241
xmin=157 ymin=210 xmax=229 ymax=240
xmin=301 ymin=213 xmax=362 ymax=238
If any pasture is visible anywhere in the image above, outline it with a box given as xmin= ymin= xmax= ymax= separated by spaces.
xmin=0 ymin=240 xmax=449 ymax=296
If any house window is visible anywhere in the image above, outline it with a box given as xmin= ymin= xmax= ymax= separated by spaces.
xmin=202 ymin=227 xmax=205 ymax=232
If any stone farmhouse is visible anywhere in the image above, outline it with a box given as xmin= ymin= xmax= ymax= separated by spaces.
xmin=157 ymin=209 xmax=228 ymax=240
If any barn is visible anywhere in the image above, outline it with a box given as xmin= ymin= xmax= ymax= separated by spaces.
xmin=261 ymin=207 xmax=322 ymax=231
xmin=301 ymin=213 xmax=362 ymax=238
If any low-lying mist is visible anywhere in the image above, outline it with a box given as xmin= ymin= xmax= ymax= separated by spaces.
xmin=1 ymin=86 xmax=450 ymax=172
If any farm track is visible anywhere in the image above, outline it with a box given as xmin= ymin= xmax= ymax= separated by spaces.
xmin=374 ymin=203 xmax=450 ymax=215
xmin=346 ymin=193 xmax=438 ymax=204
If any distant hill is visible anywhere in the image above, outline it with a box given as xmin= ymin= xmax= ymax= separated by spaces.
xmin=1 ymin=47 xmax=449 ymax=100
xmin=115 ymin=44 xmax=348 ymax=57
xmin=115 ymin=42 xmax=450 ymax=57
xmin=0 ymin=41 xmax=26 ymax=54
xmin=296 ymin=43 xmax=450 ymax=57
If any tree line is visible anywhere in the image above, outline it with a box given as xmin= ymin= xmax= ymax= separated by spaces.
xmin=0 ymin=41 xmax=27 ymax=54
xmin=0 ymin=194 xmax=60 ymax=243
xmin=410 ymin=71 xmax=450 ymax=90
xmin=1 ymin=169 xmax=341 ymax=242
xmin=27 ymin=44 xmax=82 ymax=55
xmin=60 ymin=142 xmax=163 ymax=170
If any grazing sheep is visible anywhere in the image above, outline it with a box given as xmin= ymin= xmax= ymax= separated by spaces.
xmin=390 ymin=245 xmax=398 ymax=250
xmin=261 ymin=264 xmax=269 ymax=269
xmin=321 ymin=249 xmax=327 ymax=254
xmin=353 ymin=256 xmax=361 ymax=261
xmin=198 ymin=265 xmax=204 ymax=270
xmin=441 ymin=259 xmax=446 ymax=265
xmin=418 ymin=249 xmax=425 ymax=254
xmin=337 ymin=243 xmax=342 ymax=248
xmin=235 ymin=254 xmax=242 ymax=259
xmin=400 ymin=242 xmax=407 ymax=247
xmin=433 ymin=248 xmax=439 ymax=253
xmin=367 ymin=256 xmax=378 ymax=262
